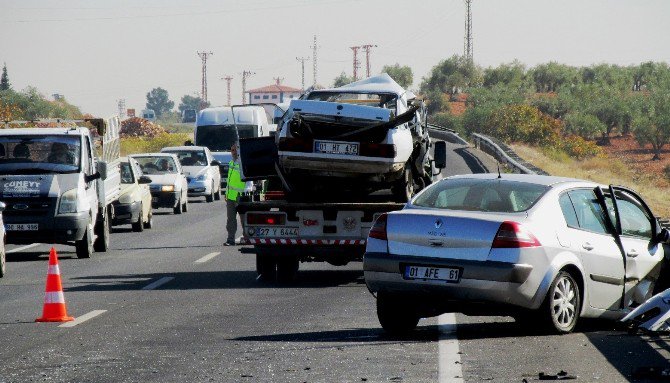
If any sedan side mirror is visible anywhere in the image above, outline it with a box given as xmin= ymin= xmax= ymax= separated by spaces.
xmin=211 ymin=160 xmax=221 ymax=166
xmin=138 ymin=175 xmax=152 ymax=184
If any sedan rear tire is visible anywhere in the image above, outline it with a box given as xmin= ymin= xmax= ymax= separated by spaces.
xmin=174 ymin=197 xmax=183 ymax=214
xmin=0 ymin=248 xmax=5 ymax=278
xmin=541 ymin=271 xmax=581 ymax=334
xmin=132 ymin=205 xmax=144 ymax=232
xmin=376 ymin=292 xmax=420 ymax=335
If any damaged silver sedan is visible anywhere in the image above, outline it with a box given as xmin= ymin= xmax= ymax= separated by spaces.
xmin=363 ymin=173 xmax=670 ymax=334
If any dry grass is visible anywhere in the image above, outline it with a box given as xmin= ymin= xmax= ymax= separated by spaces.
xmin=511 ymin=143 xmax=670 ymax=217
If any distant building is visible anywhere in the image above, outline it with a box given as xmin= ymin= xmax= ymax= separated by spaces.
xmin=247 ymin=79 xmax=302 ymax=105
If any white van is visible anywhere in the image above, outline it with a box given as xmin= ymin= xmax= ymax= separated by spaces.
xmin=141 ymin=109 xmax=156 ymax=123
xmin=194 ymin=105 xmax=276 ymax=187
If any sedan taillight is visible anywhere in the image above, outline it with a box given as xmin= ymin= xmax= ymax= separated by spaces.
xmin=369 ymin=213 xmax=388 ymax=240
xmin=492 ymin=221 xmax=541 ymax=248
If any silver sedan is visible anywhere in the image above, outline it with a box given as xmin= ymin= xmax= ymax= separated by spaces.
xmin=363 ymin=173 xmax=670 ymax=334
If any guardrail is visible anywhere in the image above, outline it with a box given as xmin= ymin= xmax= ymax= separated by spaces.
xmin=471 ymin=133 xmax=549 ymax=175
xmin=426 ymin=124 xmax=469 ymax=145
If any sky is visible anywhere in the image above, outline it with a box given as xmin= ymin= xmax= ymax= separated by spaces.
xmin=1 ymin=0 xmax=669 ymax=117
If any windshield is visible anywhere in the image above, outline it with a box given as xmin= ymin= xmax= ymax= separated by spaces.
xmin=413 ymin=178 xmax=548 ymax=213
xmin=164 ymin=150 xmax=207 ymax=167
xmin=132 ymin=156 xmax=178 ymax=175
xmin=120 ymin=162 xmax=134 ymax=184
xmin=195 ymin=124 xmax=257 ymax=151
xmin=0 ymin=135 xmax=81 ymax=174
xmin=306 ymin=92 xmax=397 ymax=111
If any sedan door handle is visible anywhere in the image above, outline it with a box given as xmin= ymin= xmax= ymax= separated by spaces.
xmin=582 ymin=242 xmax=594 ymax=251
xmin=627 ymin=249 xmax=639 ymax=258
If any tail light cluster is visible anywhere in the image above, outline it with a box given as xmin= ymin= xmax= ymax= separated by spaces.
xmin=492 ymin=221 xmax=541 ymax=248
xmin=246 ymin=212 xmax=286 ymax=226
xmin=278 ymin=138 xmax=312 ymax=152
xmin=368 ymin=213 xmax=388 ymax=240
xmin=359 ymin=143 xmax=396 ymax=158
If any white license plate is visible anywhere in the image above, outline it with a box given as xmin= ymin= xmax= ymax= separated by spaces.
xmin=404 ymin=265 xmax=461 ymax=283
xmin=314 ymin=140 xmax=359 ymax=155
xmin=249 ymin=227 xmax=299 ymax=238
xmin=152 ymin=197 xmax=158 ymax=203
xmin=6 ymin=223 xmax=38 ymax=231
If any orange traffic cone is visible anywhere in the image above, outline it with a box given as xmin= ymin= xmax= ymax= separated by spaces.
xmin=36 ymin=247 xmax=74 ymax=322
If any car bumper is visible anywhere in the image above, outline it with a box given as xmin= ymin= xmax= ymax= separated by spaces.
xmin=363 ymin=252 xmax=537 ymax=310
xmin=187 ymin=180 xmax=211 ymax=197
xmin=5 ymin=211 xmax=89 ymax=244
xmin=151 ymin=191 xmax=179 ymax=208
xmin=112 ymin=201 xmax=141 ymax=225
xmin=279 ymin=152 xmax=404 ymax=175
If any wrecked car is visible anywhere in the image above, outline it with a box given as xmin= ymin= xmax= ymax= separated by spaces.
xmin=240 ymin=74 xmax=434 ymax=202
xmin=363 ymin=173 xmax=670 ymax=334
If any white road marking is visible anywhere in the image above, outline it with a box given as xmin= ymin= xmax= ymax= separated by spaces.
xmin=195 ymin=252 xmax=221 ymax=264
xmin=141 ymin=276 xmax=175 ymax=290
xmin=438 ymin=313 xmax=464 ymax=383
xmin=6 ymin=243 xmax=40 ymax=254
xmin=58 ymin=310 xmax=107 ymax=328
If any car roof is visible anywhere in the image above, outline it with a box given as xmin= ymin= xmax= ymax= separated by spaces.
xmin=445 ymin=173 xmax=599 ymax=188
xmin=129 ymin=153 xmax=178 ymax=158
xmin=161 ymin=146 xmax=207 ymax=152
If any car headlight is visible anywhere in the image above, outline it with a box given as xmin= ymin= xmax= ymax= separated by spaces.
xmin=59 ymin=189 xmax=80 ymax=214
xmin=161 ymin=185 xmax=175 ymax=192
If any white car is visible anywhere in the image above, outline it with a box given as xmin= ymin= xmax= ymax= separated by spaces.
xmin=161 ymin=146 xmax=222 ymax=202
xmin=129 ymin=153 xmax=189 ymax=214
xmin=112 ymin=157 xmax=153 ymax=231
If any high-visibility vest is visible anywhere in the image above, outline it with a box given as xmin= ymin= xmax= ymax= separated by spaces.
xmin=226 ymin=160 xmax=246 ymax=201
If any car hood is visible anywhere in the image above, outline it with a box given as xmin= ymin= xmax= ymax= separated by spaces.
xmin=183 ymin=166 xmax=208 ymax=177
xmin=146 ymin=174 xmax=179 ymax=186
xmin=212 ymin=152 xmax=232 ymax=165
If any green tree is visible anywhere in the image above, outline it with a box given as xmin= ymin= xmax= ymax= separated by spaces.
xmin=633 ymin=90 xmax=670 ymax=160
xmin=528 ymin=62 xmax=580 ymax=92
xmin=420 ymin=55 xmax=482 ymax=113
xmin=0 ymin=63 xmax=9 ymax=91
xmin=381 ymin=63 xmax=413 ymax=88
xmin=563 ymin=112 xmax=607 ymax=140
xmin=482 ymin=60 xmax=526 ymax=88
xmin=333 ymin=72 xmax=354 ymax=87
xmin=178 ymin=95 xmax=208 ymax=113
xmin=146 ymin=87 xmax=174 ymax=118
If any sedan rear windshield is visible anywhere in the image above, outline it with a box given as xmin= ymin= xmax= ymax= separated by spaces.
xmin=195 ymin=124 xmax=256 ymax=151
xmin=412 ymin=178 xmax=549 ymax=213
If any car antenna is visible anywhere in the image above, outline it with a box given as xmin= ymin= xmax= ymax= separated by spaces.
xmin=497 ymin=162 xmax=502 ymax=179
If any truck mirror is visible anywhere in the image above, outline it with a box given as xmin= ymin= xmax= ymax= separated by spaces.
xmin=96 ymin=161 xmax=108 ymax=180
xmin=138 ymin=175 xmax=152 ymax=184
xmin=85 ymin=172 xmax=101 ymax=183
xmin=434 ymin=141 xmax=447 ymax=169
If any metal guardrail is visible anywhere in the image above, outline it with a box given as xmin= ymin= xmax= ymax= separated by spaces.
xmin=471 ymin=133 xmax=549 ymax=175
xmin=426 ymin=124 xmax=469 ymax=145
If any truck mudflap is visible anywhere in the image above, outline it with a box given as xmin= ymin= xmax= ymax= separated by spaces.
xmin=241 ymin=238 xmax=366 ymax=246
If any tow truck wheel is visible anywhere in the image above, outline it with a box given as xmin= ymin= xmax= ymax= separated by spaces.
xmin=377 ymin=292 xmax=420 ymax=335
xmin=132 ymin=205 xmax=144 ymax=232
xmin=93 ymin=211 xmax=110 ymax=252
xmin=0 ymin=248 xmax=5 ymax=278
xmin=256 ymin=254 xmax=276 ymax=282
xmin=144 ymin=210 xmax=153 ymax=229
xmin=276 ymin=257 xmax=299 ymax=283
xmin=76 ymin=222 xmax=94 ymax=259
xmin=392 ymin=166 xmax=415 ymax=203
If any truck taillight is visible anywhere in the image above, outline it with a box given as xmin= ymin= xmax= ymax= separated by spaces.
xmin=359 ymin=143 xmax=396 ymax=158
xmin=247 ymin=212 xmax=285 ymax=226
xmin=278 ymin=138 xmax=313 ymax=152
xmin=369 ymin=213 xmax=388 ymax=240
xmin=491 ymin=221 xmax=541 ymax=248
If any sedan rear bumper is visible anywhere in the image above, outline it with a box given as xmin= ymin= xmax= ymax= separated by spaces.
xmin=363 ymin=252 xmax=536 ymax=310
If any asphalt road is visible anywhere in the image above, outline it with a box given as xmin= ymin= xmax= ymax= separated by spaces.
xmin=0 ymin=142 xmax=666 ymax=383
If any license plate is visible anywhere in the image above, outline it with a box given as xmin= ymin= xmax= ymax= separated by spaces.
xmin=314 ymin=140 xmax=359 ymax=155
xmin=404 ymin=265 xmax=461 ymax=283
xmin=6 ymin=223 xmax=38 ymax=231
xmin=152 ymin=197 xmax=158 ymax=203
xmin=249 ymin=227 xmax=299 ymax=237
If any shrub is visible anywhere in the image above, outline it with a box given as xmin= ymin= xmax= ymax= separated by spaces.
xmin=120 ymin=117 xmax=166 ymax=138
xmin=429 ymin=112 xmax=463 ymax=134
xmin=121 ymin=133 xmax=190 ymax=156
xmin=563 ymin=112 xmax=607 ymax=140
xmin=559 ymin=135 xmax=603 ymax=159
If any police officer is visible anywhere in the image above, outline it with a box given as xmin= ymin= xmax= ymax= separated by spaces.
xmin=224 ymin=143 xmax=246 ymax=246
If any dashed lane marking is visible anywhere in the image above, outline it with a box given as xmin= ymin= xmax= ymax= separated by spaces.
xmin=141 ymin=276 xmax=175 ymax=290
xmin=195 ymin=252 xmax=221 ymax=264
xmin=59 ymin=310 xmax=107 ymax=328
xmin=438 ymin=313 xmax=463 ymax=382
xmin=6 ymin=243 xmax=40 ymax=253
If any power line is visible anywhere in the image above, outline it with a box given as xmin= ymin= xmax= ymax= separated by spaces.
xmin=197 ymin=51 xmax=213 ymax=109
xmin=296 ymin=56 xmax=310 ymax=91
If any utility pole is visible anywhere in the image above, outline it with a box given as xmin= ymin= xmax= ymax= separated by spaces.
xmin=350 ymin=46 xmax=361 ymax=81
xmin=117 ymin=99 xmax=126 ymax=120
xmin=361 ymin=44 xmax=377 ymax=78
xmin=464 ymin=0 xmax=473 ymax=64
xmin=296 ymin=56 xmax=310 ymax=91
xmin=241 ymin=70 xmax=255 ymax=105
xmin=221 ymin=76 xmax=233 ymax=106
xmin=310 ymin=35 xmax=319 ymax=86
xmin=197 ymin=51 xmax=214 ymax=108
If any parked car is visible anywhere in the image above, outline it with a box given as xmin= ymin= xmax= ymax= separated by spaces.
xmin=363 ymin=173 xmax=670 ymax=334
xmin=129 ymin=153 xmax=188 ymax=214
xmin=112 ymin=157 xmax=153 ymax=231
xmin=160 ymin=146 xmax=222 ymax=202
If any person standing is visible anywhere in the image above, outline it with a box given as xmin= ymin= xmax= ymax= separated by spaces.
xmin=224 ymin=143 xmax=246 ymax=246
